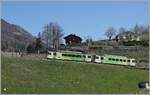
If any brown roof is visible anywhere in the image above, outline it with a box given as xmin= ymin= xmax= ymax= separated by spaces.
xmin=64 ymin=34 xmax=82 ymax=40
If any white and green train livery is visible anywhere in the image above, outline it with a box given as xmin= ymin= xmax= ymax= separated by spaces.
xmin=47 ymin=51 xmax=136 ymax=66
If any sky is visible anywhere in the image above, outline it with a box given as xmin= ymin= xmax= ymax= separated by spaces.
xmin=1 ymin=1 xmax=149 ymax=42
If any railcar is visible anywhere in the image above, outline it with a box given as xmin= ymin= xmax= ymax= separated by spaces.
xmin=47 ymin=51 xmax=136 ymax=66
xmin=128 ymin=58 xmax=136 ymax=66
xmin=47 ymin=51 xmax=85 ymax=61
xmin=84 ymin=54 xmax=96 ymax=63
xmin=101 ymin=54 xmax=128 ymax=65
xmin=94 ymin=55 xmax=104 ymax=63
xmin=47 ymin=51 xmax=57 ymax=59
xmin=102 ymin=55 xmax=136 ymax=66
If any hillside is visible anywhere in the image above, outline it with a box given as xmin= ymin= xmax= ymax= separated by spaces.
xmin=1 ymin=56 xmax=149 ymax=94
xmin=1 ymin=19 xmax=35 ymax=51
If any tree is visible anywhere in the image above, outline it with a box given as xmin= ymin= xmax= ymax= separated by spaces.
xmin=35 ymin=38 xmax=42 ymax=53
xmin=41 ymin=22 xmax=63 ymax=51
xmin=26 ymin=32 xmax=43 ymax=54
xmin=132 ymin=24 xmax=145 ymax=35
xmin=26 ymin=43 xmax=36 ymax=53
xmin=85 ymin=36 xmax=93 ymax=47
xmin=105 ymin=27 xmax=116 ymax=40
xmin=35 ymin=34 xmax=43 ymax=54
xmin=119 ymin=27 xmax=126 ymax=34
xmin=38 ymin=32 xmax=41 ymax=39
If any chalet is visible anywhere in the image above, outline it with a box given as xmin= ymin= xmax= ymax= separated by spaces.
xmin=64 ymin=34 xmax=82 ymax=45
xmin=140 ymin=32 xmax=149 ymax=40
xmin=116 ymin=31 xmax=140 ymax=42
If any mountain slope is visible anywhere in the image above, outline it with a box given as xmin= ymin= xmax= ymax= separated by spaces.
xmin=1 ymin=19 xmax=35 ymax=51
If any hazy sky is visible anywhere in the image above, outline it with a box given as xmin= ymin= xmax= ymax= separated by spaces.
xmin=2 ymin=1 xmax=149 ymax=41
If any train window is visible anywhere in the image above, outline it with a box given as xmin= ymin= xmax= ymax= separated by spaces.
xmin=53 ymin=52 xmax=56 ymax=56
xmin=132 ymin=60 xmax=135 ymax=62
xmin=49 ymin=53 xmax=51 ymax=55
xmin=96 ymin=57 xmax=99 ymax=59
xmin=112 ymin=58 xmax=115 ymax=61
xmin=76 ymin=55 xmax=81 ymax=58
xmin=120 ymin=59 xmax=122 ymax=61
xmin=88 ymin=56 xmax=91 ymax=58
xmin=83 ymin=55 xmax=86 ymax=58
xmin=62 ymin=54 xmax=82 ymax=58
xmin=123 ymin=60 xmax=126 ymax=62
xmin=62 ymin=54 xmax=67 ymax=56
xmin=101 ymin=57 xmax=104 ymax=60
xmin=116 ymin=59 xmax=119 ymax=61
xmin=108 ymin=58 xmax=111 ymax=60
xmin=127 ymin=60 xmax=130 ymax=62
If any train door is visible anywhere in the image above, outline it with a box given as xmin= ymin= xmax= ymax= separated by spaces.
xmin=95 ymin=55 xmax=101 ymax=63
xmin=129 ymin=59 xmax=136 ymax=66
xmin=47 ymin=51 xmax=54 ymax=59
xmin=85 ymin=55 xmax=92 ymax=62
xmin=91 ymin=55 xmax=96 ymax=62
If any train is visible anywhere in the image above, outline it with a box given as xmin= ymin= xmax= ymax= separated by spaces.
xmin=47 ymin=51 xmax=136 ymax=66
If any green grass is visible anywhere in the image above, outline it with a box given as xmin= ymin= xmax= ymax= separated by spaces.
xmin=1 ymin=56 xmax=149 ymax=94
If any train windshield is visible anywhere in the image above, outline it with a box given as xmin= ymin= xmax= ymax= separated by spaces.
xmin=54 ymin=52 xmax=56 ymax=55
xmin=132 ymin=60 xmax=136 ymax=63
xmin=48 ymin=52 xmax=51 ymax=55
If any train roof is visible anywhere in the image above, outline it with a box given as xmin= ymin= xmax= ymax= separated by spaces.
xmin=61 ymin=50 xmax=83 ymax=54
xmin=104 ymin=54 xmax=128 ymax=59
xmin=48 ymin=50 xmax=83 ymax=54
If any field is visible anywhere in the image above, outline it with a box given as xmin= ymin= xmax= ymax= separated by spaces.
xmin=1 ymin=56 xmax=149 ymax=94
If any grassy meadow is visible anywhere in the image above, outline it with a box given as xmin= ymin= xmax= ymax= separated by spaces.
xmin=1 ymin=56 xmax=149 ymax=94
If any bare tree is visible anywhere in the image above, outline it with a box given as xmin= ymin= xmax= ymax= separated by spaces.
xmin=42 ymin=22 xmax=63 ymax=51
xmin=133 ymin=24 xmax=142 ymax=35
xmin=35 ymin=32 xmax=43 ymax=54
xmin=85 ymin=36 xmax=93 ymax=47
xmin=105 ymin=27 xmax=116 ymax=40
xmin=51 ymin=23 xmax=63 ymax=50
xmin=119 ymin=27 xmax=126 ymax=34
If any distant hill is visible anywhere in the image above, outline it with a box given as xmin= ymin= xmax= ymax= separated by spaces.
xmin=1 ymin=19 xmax=35 ymax=51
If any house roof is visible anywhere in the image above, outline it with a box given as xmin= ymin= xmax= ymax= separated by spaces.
xmin=64 ymin=34 xmax=82 ymax=40
xmin=117 ymin=31 xmax=139 ymax=37
xmin=142 ymin=31 xmax=149 ymax=35
xmin=118 ymin=31 xmax=133 ymax=36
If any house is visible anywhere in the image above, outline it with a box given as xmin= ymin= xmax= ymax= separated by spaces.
xmin=140 ymin=32 xmax=149 ymax=41
xmin=116 ymin=31 xmax=140 ymax=42
xmin=64 ymin=34 xmax=82 ymax=45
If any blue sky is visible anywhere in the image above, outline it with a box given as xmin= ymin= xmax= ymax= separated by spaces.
xmin=1 ymin=1 xmax=149 ymax=41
